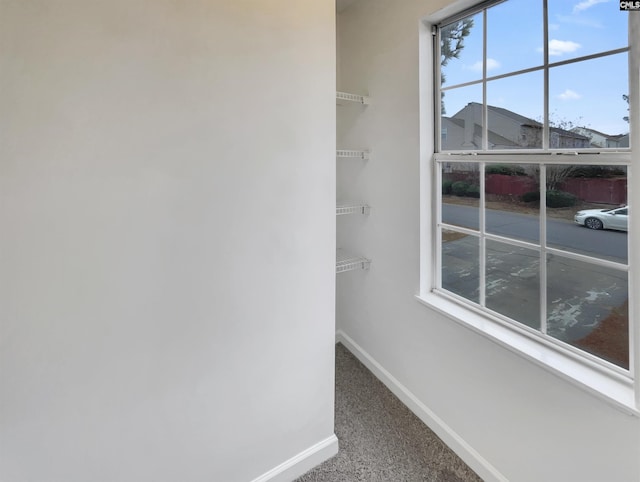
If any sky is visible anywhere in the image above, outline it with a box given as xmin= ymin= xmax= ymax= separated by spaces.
xmin=441 ymin=0 xmax=630 ymax=136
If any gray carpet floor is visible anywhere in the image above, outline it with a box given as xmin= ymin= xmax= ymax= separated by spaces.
xmin=296 ymin=344 xmax=482 ymax=482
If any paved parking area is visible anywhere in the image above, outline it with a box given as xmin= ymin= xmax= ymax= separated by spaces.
xmin=442 ymin=235 xmax=628 ymax=344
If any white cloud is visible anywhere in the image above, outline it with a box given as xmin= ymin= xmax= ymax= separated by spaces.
xmin=468 ymin=58 xmax=501 ymax=72
xmin=573 ymin=0 xmax=610 ymax=14
xmin=557 ymin=89 xmax=581 ymax=101
xmin=486 ymin=58 xmax=500 ymax=71
xmin=548 ymin=39 xmax=581 ymax=56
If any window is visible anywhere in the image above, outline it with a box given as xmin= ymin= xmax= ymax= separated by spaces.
xmin=430 ymin=0 xmax=636 ymax=386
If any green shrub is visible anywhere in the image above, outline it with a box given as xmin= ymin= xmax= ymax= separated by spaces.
xmin=466 ymin=185 xmax=480 ymax=198
xmin=521 ymin=191 xmax=540 ymax=203
xmin=486 ymin=164 xmax=526 ymax=176
xmin=569 ymin=166 xmax=626 ymax=178
xmin=442 ymin=180 xmax=453 ymax=195
xmin=451 ymin=181 xmax=469 ymax=196
xmin=546 ymin=190 xmax=577 ymax=208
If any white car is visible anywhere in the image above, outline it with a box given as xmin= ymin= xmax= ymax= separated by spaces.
xmin=574 ymin=206 xmax=628 ymax=231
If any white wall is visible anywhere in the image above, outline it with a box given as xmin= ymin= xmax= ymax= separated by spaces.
xmin=0 ymin=1 xmax=336 ymax=481
xmin=336 ymin=1 xmax=640 ymax=481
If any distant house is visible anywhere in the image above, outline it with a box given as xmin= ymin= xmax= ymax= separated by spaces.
xmin=442 ymin=102 xmax=590 ymax=150
xmin=572 ymin=126 xmax=629 ymax=148
xmin=609 ymin=133 xmax=630 ymax=148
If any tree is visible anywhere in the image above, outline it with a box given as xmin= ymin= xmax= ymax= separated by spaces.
xmin=623 ymin=94 xmax=629 ymax=123
xmin=521 ymin=162 xmax=578 ymax=192
xmin=546 ymin=165 xmax=578 ymax=191
xmin=528 ymin=112 xmax=590 ymax=149
xmin=440 ymin=18 xmax=474 ymax=114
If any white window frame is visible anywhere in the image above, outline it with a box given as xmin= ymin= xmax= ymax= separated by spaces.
xmin=417 ymin=0 xmax=640 ymax=414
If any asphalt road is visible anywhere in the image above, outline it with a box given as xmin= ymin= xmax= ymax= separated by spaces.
xmin=443 ymin=203 xmax=628 ymax=264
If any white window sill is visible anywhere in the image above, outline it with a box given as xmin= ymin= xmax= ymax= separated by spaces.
xmin=416 ymin=291 xmax=639 ymax=416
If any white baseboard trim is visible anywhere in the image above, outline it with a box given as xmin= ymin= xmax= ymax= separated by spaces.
xmin=250 ymin=434 xmax=339 ymax=482
xmin=335 ymin=330 xmax=507 ymax=482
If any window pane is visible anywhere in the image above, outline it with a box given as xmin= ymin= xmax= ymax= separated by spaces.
xmin=487 ymin=71 xmax=544 ymax=149
xmin=441 ymin=84 xmax=483 ymax=151
xmin=434 ymin=0 xmax=632 ymax=371
xmin=440 ymin=12 xmax=483 ymax=88
xmin=442 ymin=162 xmax=479 ymax=230
xmin=486 ymin=240 xmax=540 ymax=329
xmin=549 ymin=53 xmax=629 ymax=146
xmin=547 ymin=254 xmax=628 ymax=369
xmin=485 ymin=163 xmax=539 ymax=243
xmin=547 ymin=0 xmax=628 ymax=62
xmin=487 ymin=0 xmax=543 ymax=75
xmin=546 ymin=164 xmax=627 ymax=264
xmin=442 ymin=229 xmax=479 ymax=303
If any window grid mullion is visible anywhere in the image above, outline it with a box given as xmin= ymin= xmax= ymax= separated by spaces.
xmin=480 ymin=163 xmax=486 ymax=307
xmin=482 ymin=9 xmax=488 ymax=151
xmin=540 ymin=1 xmax=548 ymax=332
xmin=543 ymin=0 xmax=549 ymax=150
xmin=540 ymin=165 xmax=548 ymax=335
xmin=626 ymin=12 xmax=638 ymax=398
xmin=435 ymin=25 xmax=442 ymax=153
xmin=441 ymin=47 xmax=630 ymax=94
xmin=630 ymin=168 xmax=636 ymax=382
xmin=435 ymin=162 xmax=443 ymax=290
